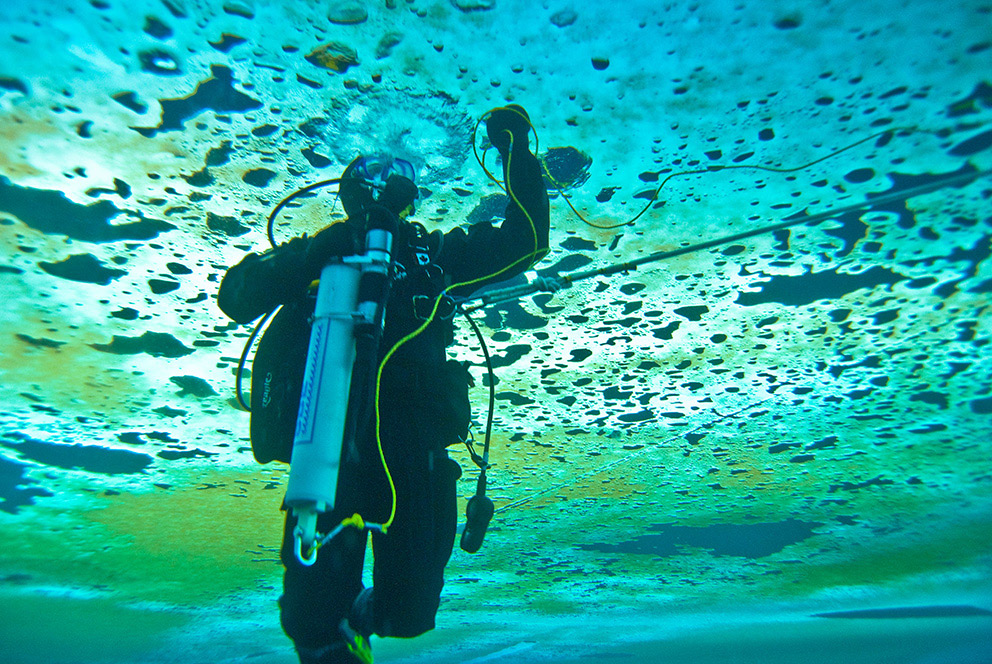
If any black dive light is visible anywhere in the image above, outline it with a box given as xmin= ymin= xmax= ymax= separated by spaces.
xmin=460 ymin=471 xmax=494 ymax=554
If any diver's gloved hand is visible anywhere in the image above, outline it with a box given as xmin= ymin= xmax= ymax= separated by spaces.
xmin=378 ymin=173 xmax=419 ymax=217
xmin=486 ymin=104 xmax=532 ymax=155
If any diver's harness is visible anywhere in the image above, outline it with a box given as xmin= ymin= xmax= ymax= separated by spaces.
xmin=236 ymin=177 xmax=499 ymax=565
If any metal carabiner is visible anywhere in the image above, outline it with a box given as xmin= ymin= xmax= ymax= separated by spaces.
xmin=294 ymin=531 xmax=319 ymax=567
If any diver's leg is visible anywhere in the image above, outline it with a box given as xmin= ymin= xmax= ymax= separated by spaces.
xmin=363 ymin=448 xmax=461 ymax=638
xmin=279 ymin=459 xmax=369 ymax=663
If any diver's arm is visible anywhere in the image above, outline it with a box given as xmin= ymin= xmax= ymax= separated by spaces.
xmin=489 ymin=105 xmax=550 ymax=272
xmin=217 ymin=238 xmax=308 ymax=323
xmin=440 ymin=107 xmax=550 ymax=293
xmin=217 ymin=223 xmax=356 ymax=323
xmin=499 ymin=135 xmax=551 ymax=268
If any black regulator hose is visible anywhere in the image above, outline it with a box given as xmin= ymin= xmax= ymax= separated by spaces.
xmin=266 ymin=177 xmax=343 ymax=247
xmin=457 ymin=305 xmax=497 ymax=553
xmin=460 ymin=472 xmax=495 ymax=554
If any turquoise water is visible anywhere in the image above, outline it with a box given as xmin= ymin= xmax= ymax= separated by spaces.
xmin=1 ymin=0 xmax=990 ymax=662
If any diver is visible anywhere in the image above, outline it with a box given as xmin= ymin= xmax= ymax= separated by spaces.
xmin=216 ymin=105 xmax=550 ymax=664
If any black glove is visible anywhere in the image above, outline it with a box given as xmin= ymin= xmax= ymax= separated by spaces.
xmin=486 ymin=104 xmax=531 ymax=155
xmin=378 ymin=173 xmax=419 ymax=216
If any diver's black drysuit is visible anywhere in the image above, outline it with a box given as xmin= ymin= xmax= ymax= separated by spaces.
xmin=217 ymin=125 xmax=549 ymax=663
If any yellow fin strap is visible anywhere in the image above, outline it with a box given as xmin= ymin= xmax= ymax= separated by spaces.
xmin=347 ymin=633 xmax=374 ymax=664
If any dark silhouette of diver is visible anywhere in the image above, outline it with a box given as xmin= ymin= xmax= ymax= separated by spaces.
xmin=217 ymin=106 xmax=550 ymax=664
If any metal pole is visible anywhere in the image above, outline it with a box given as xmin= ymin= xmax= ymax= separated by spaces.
xmin=463 ymin=167 xmax=991 ymax=310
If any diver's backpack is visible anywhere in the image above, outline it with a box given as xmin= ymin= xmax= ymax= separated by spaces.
xmin=249 ymin=303 xmax=310 ymax=464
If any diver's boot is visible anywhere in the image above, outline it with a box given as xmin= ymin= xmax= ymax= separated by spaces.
xmin=296 ymin=642 xmax=361 ymax=664
xmin=338 ymin=618 xmax=373 ymax=664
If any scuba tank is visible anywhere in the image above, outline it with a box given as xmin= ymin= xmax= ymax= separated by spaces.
xmin=284 ymin=207 xmax=398 ymax=555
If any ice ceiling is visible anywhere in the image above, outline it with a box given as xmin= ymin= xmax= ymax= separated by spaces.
xmin=1 ymin=0 xmax=991 ymax=662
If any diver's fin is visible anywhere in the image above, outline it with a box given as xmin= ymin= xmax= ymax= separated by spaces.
xmin=339 ymin=618 xmax=373 ymax=664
